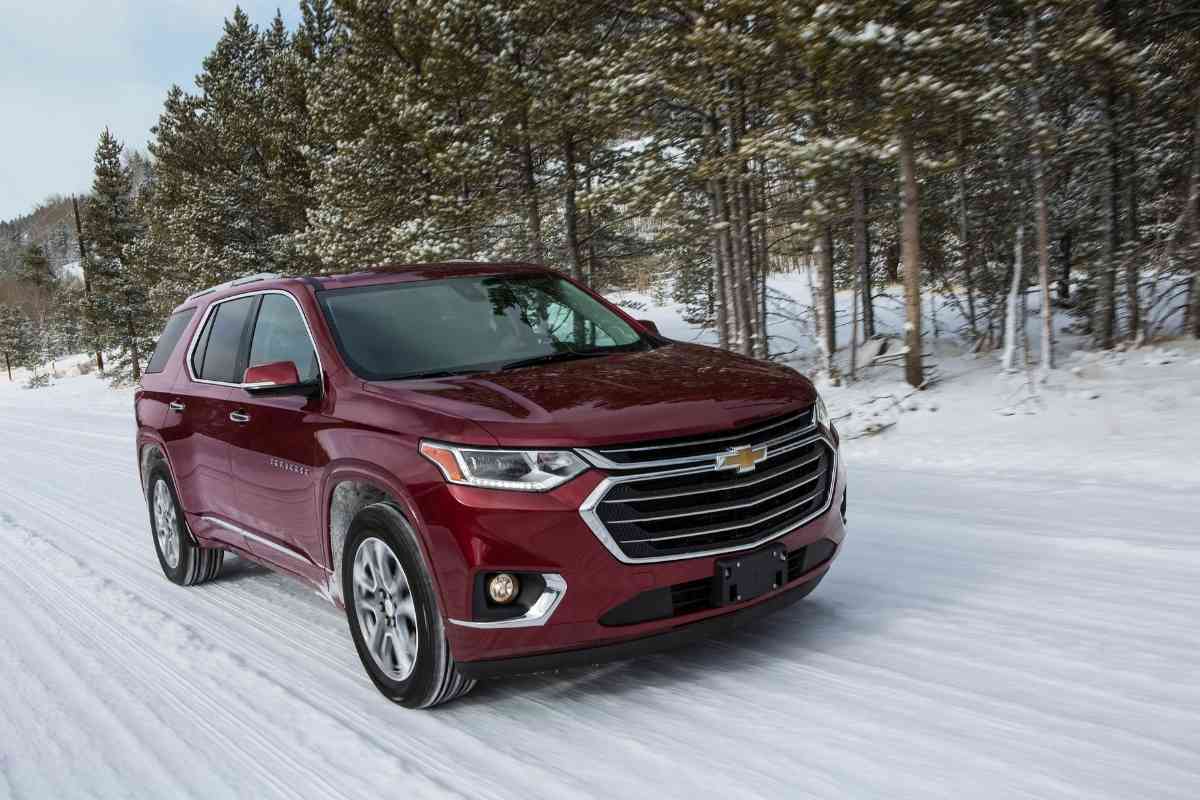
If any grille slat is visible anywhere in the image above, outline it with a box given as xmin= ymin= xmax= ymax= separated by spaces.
xmin=597 ymin=411 xmax=808 ymax=455
xmin=619 ymin=487 xmax=826 ymax=545
xmin=613 ymin=471 xmax=822 ymax=524
xmin=602 ymin=451 xmax=824 ymax=506
xmin=586 ymin=408 xmax=836 ymax=560
xmin=582 ymin=409 xmax=815 ymax=469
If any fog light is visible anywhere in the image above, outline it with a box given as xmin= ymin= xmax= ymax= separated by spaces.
xmin=488 ymin=573 xmax=520 ymax=604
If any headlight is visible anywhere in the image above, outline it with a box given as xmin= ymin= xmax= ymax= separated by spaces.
xmin=419 ymin=441 xmax=588 ymax=491
xmin=814 ymin=394 xmax=831 ymax=429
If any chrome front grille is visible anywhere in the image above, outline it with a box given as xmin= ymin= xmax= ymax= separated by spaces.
xmin=579 ymin=409 xmax=836 ymax=562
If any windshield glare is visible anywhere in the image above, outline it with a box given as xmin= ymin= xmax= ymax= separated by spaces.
xmin=318 ymin=274 xmax=647 ymax=380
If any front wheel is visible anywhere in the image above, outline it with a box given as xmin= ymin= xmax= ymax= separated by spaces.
xmin=147 ymin=465 xmax=223 ymax=585
xmin=342 ymin=503 xmax=474 ymax=708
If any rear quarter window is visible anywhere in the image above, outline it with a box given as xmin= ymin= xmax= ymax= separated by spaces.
xmin=191 ymin=296 xmax=258 ymax=384
xmin=145 ymin=309 xmax=196 ymax=374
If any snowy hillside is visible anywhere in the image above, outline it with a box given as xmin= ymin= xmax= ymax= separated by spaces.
xmin=1 ymin=290 xmax=1199 ymax=798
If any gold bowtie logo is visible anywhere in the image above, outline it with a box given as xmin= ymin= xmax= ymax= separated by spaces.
xmin=716 ymin=445 xmax=768 ymax=473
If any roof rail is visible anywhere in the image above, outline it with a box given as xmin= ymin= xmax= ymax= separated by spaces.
xmin=231 ymin=272 xmax=281 ymax=286
xmin=185 ymin=272 xmax=283 ymax=302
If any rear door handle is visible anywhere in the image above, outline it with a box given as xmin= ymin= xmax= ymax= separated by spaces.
xmin=229 ymin=411 xmax=251 ymax=424
xmin=168 ymin=401 xmax=186 ymax=413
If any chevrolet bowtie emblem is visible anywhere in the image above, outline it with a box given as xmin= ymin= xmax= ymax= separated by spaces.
xmin=716 ymin=445 xmax=768 ymax=473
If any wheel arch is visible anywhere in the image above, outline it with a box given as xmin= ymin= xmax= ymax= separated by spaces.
xmin=138 ymin=437 xmax=172 ymax=498
xmin=137 ymin=435 xmax=204 ymax=546
xmin=320 ymin=461 xmax=445 ymax=610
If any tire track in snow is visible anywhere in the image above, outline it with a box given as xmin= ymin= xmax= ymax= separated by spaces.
xmin=0 ymin=515 xmax=311 ymax=800
xmin=4 ymin=382 xmax=1200 ymax=799
xmin=0 ymin=435 xmax=571 ymax=797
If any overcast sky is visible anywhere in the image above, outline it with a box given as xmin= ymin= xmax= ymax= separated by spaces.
xmin=0 ymin=1 xmax=300 ymax=220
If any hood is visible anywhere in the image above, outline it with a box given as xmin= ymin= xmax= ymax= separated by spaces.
xmin=363 ymin=343 xmax=816 ymax=447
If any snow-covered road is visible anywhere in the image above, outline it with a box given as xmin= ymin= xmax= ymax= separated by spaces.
xmin=1 ymin=378 xmax=1198 ymax=799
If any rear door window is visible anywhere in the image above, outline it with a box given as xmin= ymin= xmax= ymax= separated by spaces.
xmin=248 ymin=294 xmax=319 ymax=382
xmin=192 ymin=296 xmax=257 ymax=384
xmin=145 ymin=309 xmax=196 ymax=374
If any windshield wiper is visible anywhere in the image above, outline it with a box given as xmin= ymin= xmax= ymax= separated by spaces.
xmin=394 ymin=368 xmax=482 ymax=380
xmin=498 ymin=349 xmax=617 ymax=372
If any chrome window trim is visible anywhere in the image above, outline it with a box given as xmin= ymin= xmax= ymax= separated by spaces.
xmin=184 ymin=287 xmax=324 ymax=390
xmin=579 ymin=434 xmax=838 ymax=565
xmin=447 ymin=574 xmax=567 ymax=628
xmin=577 ymin=415 xmax=818 ymax=471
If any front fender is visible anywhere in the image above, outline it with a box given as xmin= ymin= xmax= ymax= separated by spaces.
xmin=319 ymin=458 xmax=457 ymax=613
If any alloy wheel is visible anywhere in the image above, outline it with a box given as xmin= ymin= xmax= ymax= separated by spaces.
xmin=153 ymin=480 xmax=181 ymax=569
xmin=352 ymin=536 xmax=419 ymax=681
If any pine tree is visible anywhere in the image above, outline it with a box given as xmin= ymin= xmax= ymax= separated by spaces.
xmin=0 ymin=304 xmax=34 ymax=382
xmin=84 ymin=128 xmax=152 ymax=384
xmin=20 ymin=244 xmax=55 ymax=290
xmin=145 ymin=8 xmax=315 ymax=291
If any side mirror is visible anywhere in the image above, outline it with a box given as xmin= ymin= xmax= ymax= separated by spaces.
xmin=243 ymin=361 xmax=319 ymax=397
xmin=637 ymin=319 xmax=661 ymax=336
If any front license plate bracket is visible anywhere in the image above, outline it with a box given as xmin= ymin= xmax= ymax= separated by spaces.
xmin=713 ymin=544 xmax=787 ymax=606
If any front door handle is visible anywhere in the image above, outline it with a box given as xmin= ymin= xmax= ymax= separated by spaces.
xmin=168 ymin=401 xmax=186 ymax=413
xmin=229 ymin=411 xmax=251 ymax=424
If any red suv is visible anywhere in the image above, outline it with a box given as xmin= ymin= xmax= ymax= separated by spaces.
xmin=136 ymin=263 xmax=846 ymax=707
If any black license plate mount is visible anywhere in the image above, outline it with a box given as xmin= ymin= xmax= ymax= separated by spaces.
xmin=714 ymin=544 xmax=788 ymax=606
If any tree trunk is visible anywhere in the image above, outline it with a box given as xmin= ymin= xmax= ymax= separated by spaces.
xmin=585 ymin=157 xmax=598 ymax=286
xmin=1057 ymin=230 xmax=1073 ymax=304
xmin=3 ymin=351 xmax=10 ymax=382
xmin=1036 ymin=163 xmax=1055 ymax=369
xmin=956 ymin=122 xmax=978 ymax=337
xmin=732 ymin=87 xmax=764 ymax=357
xmin=519 ymin=117 xmax=544 ymax=265
xmin=1003 ymin=227 xmax=1024 ymax=372
xmin=756 ymin=164 xmax=771 ymax=356
xmin=562 ymin=132 xmax=582 ymax=283
xmin=713 ymin=176 xmax=741 ymax=349
xmin=899 ymin=122 xmax=924 ymax=388
xmin=815 ymin=224 xmax=836 ymax=377
xmin=1124 ymin=92 xmax=1141 ymax=340
xmin=1095 ymin=0 xmax=1122 ymax=348
xmin=1029 ymin=10 xmax=1055 ymax=370
xmin=72 ymin=195 xmax=103 ymax=373
xmin=1186 ymin=94 xmax=1200 ymax=337
xmin=849 ymin=277 xmax=859 ymax=382
xmin=127 ymin=312 xmax=141 ymax=383
xmin=707 ymin=182 xmax=729 ymax=350
xmin=739 ymin=177 xmax=764 ymax=357
xmin=1189 ymin=277 xmax=1200 ymax=337
xmin=884 ymin=243 xmax=900 ymax=284
xmin=852 ymin=171 xmax=874 ymax=339
xmin=723 ymin=99 xmax=755 ymax=357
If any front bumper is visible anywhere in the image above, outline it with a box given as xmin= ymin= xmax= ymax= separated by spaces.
xmin=419 ymin=446 xmax=848 ymax=670
xmin=457 ymin=572 xmax=826 ymax=679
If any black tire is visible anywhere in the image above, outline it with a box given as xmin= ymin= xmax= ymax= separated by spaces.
xmin=147 ymin=465 xmax=224 ymax=586
xmin=342 ymin=502 xmax=475 ymax=708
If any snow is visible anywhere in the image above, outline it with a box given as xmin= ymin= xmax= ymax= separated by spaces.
xmin=2 ymin=291 xmax=1199 ymax=797
xmin=59 ymin=260 xmax=82 ymax=281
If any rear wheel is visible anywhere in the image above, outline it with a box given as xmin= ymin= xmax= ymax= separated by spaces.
xmin=147 ymin=465 xmax=223 ymax=585
xmin=342 ymin=503 xmax=475 ymax=708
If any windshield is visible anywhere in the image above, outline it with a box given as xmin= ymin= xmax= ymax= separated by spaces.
xmin=317 ymin=273 xmax=649 ymax=380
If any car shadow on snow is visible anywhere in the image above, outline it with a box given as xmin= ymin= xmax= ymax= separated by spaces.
xmin=208 ymin=553 xmax=274 ymax=583
xmin=454 ymin=524 xmax=993 ymax=709
xmin=455 ymin=597 xmax=854 ymax=708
